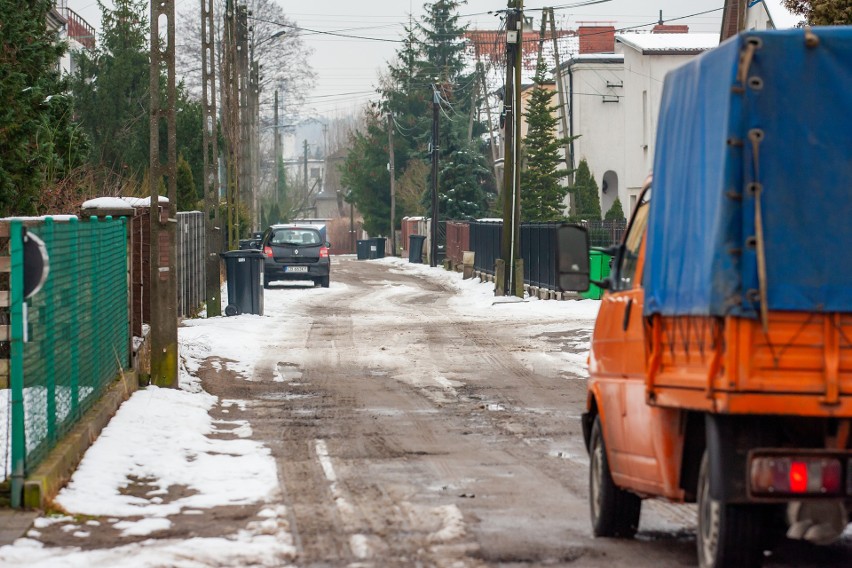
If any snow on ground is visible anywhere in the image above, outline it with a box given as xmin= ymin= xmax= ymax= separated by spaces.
xmin=0 ymin=256 xmax=598 ymax=566
xmin=53 ymin=385 xmax=279 ymax=518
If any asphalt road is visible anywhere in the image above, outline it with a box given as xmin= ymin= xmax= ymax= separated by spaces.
xmin=29 ymin=257 xmax=852 ymax=566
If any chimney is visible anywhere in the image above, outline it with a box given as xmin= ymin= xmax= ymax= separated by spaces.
xmin=578 ymin=25 xmax=616 ymax=54
xmin=652 ymin=24 xmax=690 ymax=34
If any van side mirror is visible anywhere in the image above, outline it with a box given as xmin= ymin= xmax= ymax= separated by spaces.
xmin=555 ymin=224 xmax=590 ymax=292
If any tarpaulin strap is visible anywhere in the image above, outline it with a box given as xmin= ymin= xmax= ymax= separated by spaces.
xmin=748 ymin=128 xmax=770 ymax=334
xmin=735 ymin=39 xmax=759 ymax=91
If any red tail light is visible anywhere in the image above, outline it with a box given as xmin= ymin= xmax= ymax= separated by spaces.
xmin=789 ymin=462 xmax=808 ymax=493
xmin=750 ymin=455 xmax=842 ymax=496
xmin=320 ymin=246 xmax=329 ymax=258
xmin=263 ymin=246 xmax=273 ymax=258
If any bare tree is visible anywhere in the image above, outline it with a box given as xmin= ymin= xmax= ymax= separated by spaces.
xmin=176 ymin=0 xmax=315 ymax=120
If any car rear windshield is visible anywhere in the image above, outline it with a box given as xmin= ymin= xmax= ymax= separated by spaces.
xmin=271 ymin=229 xmax=321 ymax=245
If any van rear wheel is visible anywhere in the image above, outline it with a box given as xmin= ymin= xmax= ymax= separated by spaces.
xmin=697 ymin=451 xmax=764 ymax=568
xmin=589 ymin=416 xmax=641 ymax=538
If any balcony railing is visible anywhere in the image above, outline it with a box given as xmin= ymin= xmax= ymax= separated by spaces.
xmin=55 ymin=1 xmax=96 ymax=50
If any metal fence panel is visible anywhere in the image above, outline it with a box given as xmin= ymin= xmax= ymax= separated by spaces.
xmin=445 ymin=221 xmax=470 ymax=266
xmin=469 ymin=221 xmax=502 ymax=275
xmin=521 ymin=223 xmax=559 ymax=289
xmin=469 ymin=220 xmax=624 ymax=290
xmin=8 ymin=217 xmax=129 ymax=489
xmin=580 ymin=220 xmax=627 ymax=247
xmin=176 ymin=212 xmax=206 ymax=318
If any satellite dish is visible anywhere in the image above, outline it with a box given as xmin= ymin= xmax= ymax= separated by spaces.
xmin=23 ymin=230 xmax=49 ymax=298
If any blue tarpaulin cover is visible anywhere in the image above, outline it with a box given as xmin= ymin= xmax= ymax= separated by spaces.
xmin=644 ymin=27 xmax=852 ymax=317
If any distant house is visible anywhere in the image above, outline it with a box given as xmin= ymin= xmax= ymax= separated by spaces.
xmin=721 ymin=0 xmax=799 ymax=41
xmin=282 ymin=155 xmax=326 ymax=217
xmin=616 ymin=32 xmax=718 ymax=214
xmin=555 ymin=24 xmax=626 ymax=218
xmin=553 ymin=26 xmax=718 ymax=218
xmin=47 ymin=3 xmax=66 ymax=35
xmin=54 ymin=1 xmax=96 ymax=76
xmin=746 ymin=0 xmax=801 ymax=31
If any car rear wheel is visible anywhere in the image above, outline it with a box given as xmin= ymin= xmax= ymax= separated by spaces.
xmin=697 ymin=451 xmax=765 ymax=568
xmin=318 ymin=275 xmax=330 ymax=288
xmin=589 ymin=415 xmax=641 ymax=538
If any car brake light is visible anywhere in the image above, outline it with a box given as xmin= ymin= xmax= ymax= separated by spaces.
xmin=789 ymin=462 xmax=808 ymax=493
xmin=320 ymin=246 xmax=329 ymax=258
xmin=750 ymin=456 xmax=842 ymax=496
xmin=263 ymin=246 xmax=273 ymax=258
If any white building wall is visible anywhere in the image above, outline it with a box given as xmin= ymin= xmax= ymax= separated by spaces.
xmin=618 ymin=46 xmax=701 ymax=217
xmin=555 ymin=59 xmax=626 ymax=218
xmin=568 ymin=61 xmax=626 ymax=219
xmin=59 ymin=38 xmax=85 ymax=77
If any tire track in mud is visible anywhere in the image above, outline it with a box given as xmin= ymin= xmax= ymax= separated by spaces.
xmin=269 ymin=291 xmax=485 ymax=565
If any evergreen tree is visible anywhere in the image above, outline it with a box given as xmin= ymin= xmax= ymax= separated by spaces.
xmin=176 ymin=155 xmax=197 ymax=211
xmin=416 ymin=0 xmax=468 ymax=83
xmin=783 ymin=0 xmax=852 ymax=24
xmin=439 ymin=139 xmax=490 ymax=220
xmin=570 ymin=159 xmax=602 ymax=221
xmin=260 ymin=205 xmax=267 ymax=230
xmin=70 ymin=0 xmax=151 ymax=177
xmin=340 ymin=0 xmax=494 ymax=230
xmin=417 ymin=1 xmax=491 ymax=220
xmin=0 ymin=0 xmax=85 ymax=215
xmin=276 ymin=157 xmax=289 ymax=209
xmin=340 ymin=110 xmax=392 ymax=235
xmin=521 ymin=59 xmax=571 ymax=222
xmin=175 ymin=87 xmax=205 ymax=200
xmin=269 ymin=201 xmax=282 ymax=225
xmin=604 ymin=197 xmax=625 ymax=221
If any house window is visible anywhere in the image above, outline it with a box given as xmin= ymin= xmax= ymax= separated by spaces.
xmin=310 ymin=167 xmax=320 ymax=179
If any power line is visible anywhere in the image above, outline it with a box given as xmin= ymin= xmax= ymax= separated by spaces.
xmin=249 ymin=15 xmax=403 ymax=43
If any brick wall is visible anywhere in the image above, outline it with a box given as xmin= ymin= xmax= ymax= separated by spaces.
xmin=578 ymin=25 xmax=615 ymax=54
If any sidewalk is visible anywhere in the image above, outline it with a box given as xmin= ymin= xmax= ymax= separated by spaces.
xmin=0 ymin=510 xmax=37 ymax=546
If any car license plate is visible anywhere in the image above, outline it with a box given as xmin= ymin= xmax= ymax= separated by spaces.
xmin=285 ymin=266 xmax=308 ymax=273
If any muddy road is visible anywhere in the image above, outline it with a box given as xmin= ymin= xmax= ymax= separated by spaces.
xmin=30 ymin=257 xmax=851 ymax=567
xmin=195 ymin=258 xmax=852 ymax=567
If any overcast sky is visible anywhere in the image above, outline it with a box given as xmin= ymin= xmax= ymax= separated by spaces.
xmin=66 ymin=0 xmax=725 ymax=117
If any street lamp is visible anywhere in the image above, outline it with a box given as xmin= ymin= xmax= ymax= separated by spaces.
xmin=256 ymin=29 xmax=286 ymax=48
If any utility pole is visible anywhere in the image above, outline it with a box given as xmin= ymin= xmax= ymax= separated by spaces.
xmin=303 ymin=139 xmax=309 ymax=199
xmin=250 ymin=58 xmax=260 ymax=231
xmin=149 ymin=0 xmax=178 ymax=386
xmin=201 ymin=0 xmax=221 ymax=317
xmin=387 ymin=112 xmax=396 ymax=256
xmin=548 ymin=8 xmax=573 ymax=181
xmin=236 ymin=3 xmax=250 ymax=238
xmin=222 ymin=0 xmax=240 ymax=250
xmin=499 ymin=0 xmax=523 ymax=297
xmin=274 ymin=89 xmax=280 ymax=205
xmin=430 ymin=85 xmax=440 ymax=268
xmin=303 ymin=139 xmax=309 ymax=185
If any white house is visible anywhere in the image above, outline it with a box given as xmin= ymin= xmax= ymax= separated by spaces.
xmin=616 ymin=32 xmax=718 ymax=216
xmin=554 ymin=25 xmax=717 ymax=219
xmin=560 ymin=52 xmax=625 ymax=218
xmin=54 ymin=1 xmax=96 ymax=76
xmin=745 ymin=0 xmax=800 ymax=31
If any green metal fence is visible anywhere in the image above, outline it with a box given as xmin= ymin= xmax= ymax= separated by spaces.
xmin=7 ymin=217 xmax=129 ymax=505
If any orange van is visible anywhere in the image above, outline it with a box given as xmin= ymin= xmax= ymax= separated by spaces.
xmin=556 ymin=27 xmax=852 ymax=568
